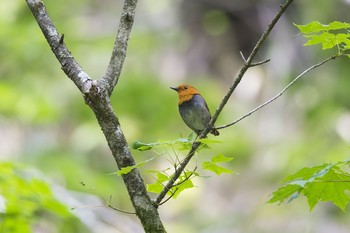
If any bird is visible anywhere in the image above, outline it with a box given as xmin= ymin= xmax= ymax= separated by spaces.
xmin=170 ymin=84 xmax=219 ymax=136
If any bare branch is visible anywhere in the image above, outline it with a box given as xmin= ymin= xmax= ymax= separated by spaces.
xmin=208 ymin=0 xmax=295 ymax=131
xmin=103 ymin=0 xmax=138 ymax=96
xmin=154 ymin=0 xmax=295 ymax=206
xmin=217 ymin=55 xmax=338 ymax=130
xmin=25 ymin=0 xmax=93 ymax=94
xmin=249 ymin=58 xmax=271 ymax=67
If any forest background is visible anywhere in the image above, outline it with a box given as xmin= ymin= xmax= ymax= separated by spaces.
xmin=1 ymin=0 xmax=350 ymax=232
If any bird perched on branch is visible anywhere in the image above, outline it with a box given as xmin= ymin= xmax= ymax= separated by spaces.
xmin=170 ymin=84 xmax=219 ymax=136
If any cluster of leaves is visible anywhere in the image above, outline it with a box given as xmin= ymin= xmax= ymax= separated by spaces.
xmin=116 ymin=135 xmax=234 ymax=198
xmin=268 ymin=160 xmax=350 ymax=211
xmin=268 ymin=21 xmax=350 ymax=212
xmin=0 ymin=162 xmax=74 ymax=233
xmin=295 ymin=21 xmax=350 ymax=55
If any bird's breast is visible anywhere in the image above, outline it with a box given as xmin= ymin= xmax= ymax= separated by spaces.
xmin=178 ymin=95 xmax=211 ymax=131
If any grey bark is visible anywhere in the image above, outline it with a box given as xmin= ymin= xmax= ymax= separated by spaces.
xmin=25 ymin=0 xmax=166 ymax=231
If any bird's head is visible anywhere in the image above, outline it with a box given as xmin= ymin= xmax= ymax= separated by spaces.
xmin=170 ymin=84 xmax=200 ymax=105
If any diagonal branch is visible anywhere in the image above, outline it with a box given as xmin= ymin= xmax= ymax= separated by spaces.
xmin=154 ymin=0 xmax=295 ymax=206
xmin=103 ymin=0 xmax=138 ymax=96
xmin=208 ymin=0 xmax=295 ymax=131
xmin=26 ymin=0 xmax=93 ymax=94
xmin=217 ymin=55 xmax=339 ymax=130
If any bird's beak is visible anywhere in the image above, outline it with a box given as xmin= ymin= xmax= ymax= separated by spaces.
xmin=170 ymin=86 xmax=178 ymax=92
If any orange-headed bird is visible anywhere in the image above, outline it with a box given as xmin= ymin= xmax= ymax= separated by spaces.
xmin=171 ymin=84 xmax=219 ymax=136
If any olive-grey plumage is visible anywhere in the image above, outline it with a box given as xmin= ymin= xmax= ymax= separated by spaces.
xmin=179 ymin=94 xmax=211 ymax=134
xmin=171 ymin=84 xmax=219 ymax=136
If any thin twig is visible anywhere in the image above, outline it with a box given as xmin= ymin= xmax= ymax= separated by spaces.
xmin=217 ymin=55 xmax=338 ymax=129
xmin=250 ymin=59 xmax=271 ymax=67
xmin=239 ymin=51 xmax=247 ymax=62
xmin=154 ymin=0 xmax=295 ymax=206
xmin=239 ymin=51 xmax=270 ymax=67
xmin=71 ymin=203 xmax=136 ymax=215
xmin=106 ymin=203 xmax=136 ymax=215
xmin=158 ymin=188 xmax=178 ymax=206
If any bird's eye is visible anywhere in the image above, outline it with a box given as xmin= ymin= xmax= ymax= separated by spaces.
xmin=184 ymin=86 xmax=188 ymax=90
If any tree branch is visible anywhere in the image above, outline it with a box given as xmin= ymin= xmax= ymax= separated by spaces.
xmin=26 ymin=0 xmax=165 ymax=232
xmin=154 ymin=0 xmax=295 ymax=206
xmin=208 ymin=0 xmax=295 ymax=131
xmin=102 ymin=0 xmax=138 ymax=96
xmin=25 ymin=0 xmax=93 ymax=94
xmin=217 ymin=55 xmax=338 ymax=130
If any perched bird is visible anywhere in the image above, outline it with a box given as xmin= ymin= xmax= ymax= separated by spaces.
xmin=170 ymin=84 xmax=219 ymax=136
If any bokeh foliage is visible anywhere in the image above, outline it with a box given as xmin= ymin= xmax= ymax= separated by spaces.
xmin=1 ymin=0 xmax=350 ymax=232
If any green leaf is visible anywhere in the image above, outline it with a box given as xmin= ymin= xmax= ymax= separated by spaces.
xmin=132 ymin=136 xmax=193 ymax=151
xmin=304 ymin=32 xmax=337 ymax=49
xmin=170 ymin=179 xmax=194 ymax=198
xmin=269 ymin=160 xmax=350 ymax=211
xmin=202 ymin=162 xmax=234 ymax=175
xmin=202 ymin=154 xmax=234 ymax=175
xmin=304 ymin=168 xmax=350 ymax=211
xmin=212 ymin=154 xmax=234 ymax=163
xmin=267 ymin=184 xmax=302 ymax=204
xmin=282 ymin=163 xmax=333 ymax=183
xmin=146 ymin=171 xmax=170 ymax=194
xmin=147 ymin=170 xmax=198 ymax=197
xmin=0 ymin=162 xmax=73 ymax=232
xmin=147 ymin=182 xmax=164 ymax=194
xmin=197 ymin=139 xmax=222 ymax=144
xmin=295 ymin=21 xmax=350 ymax=34
xmin=156 ymin=172 xmax=169 ymax=183
xmin=295 ymin=21 xmax=324 ymax=34
xmin=294 ymin=21 xmax=350 ymax=52
xmin=131 ymin=141 xmax=156 ymax=151
xmin=327 ymin=21 xmax=350 ymax=30
xmin=116 ymin=157 xmax=154 ymax=175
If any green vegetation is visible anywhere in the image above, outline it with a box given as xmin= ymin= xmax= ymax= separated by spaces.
xmin=1 ymin=1 xmax=350 ymax=232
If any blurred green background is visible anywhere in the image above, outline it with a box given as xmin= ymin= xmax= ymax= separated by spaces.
xmin=1 ymin=0 xmax=350 ymax=232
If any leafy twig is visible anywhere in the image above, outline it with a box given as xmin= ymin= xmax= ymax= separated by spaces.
xmin=158 ymin=167 xmax=198 ymax=206
xmin=155 ymin=142 xmax=200 ymax=205
xmin=154 ymin=0 xmax=295 ymax=206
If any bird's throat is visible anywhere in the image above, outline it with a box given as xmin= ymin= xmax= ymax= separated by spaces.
xmin=178 ymin=94 xmax=195 ymax=105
